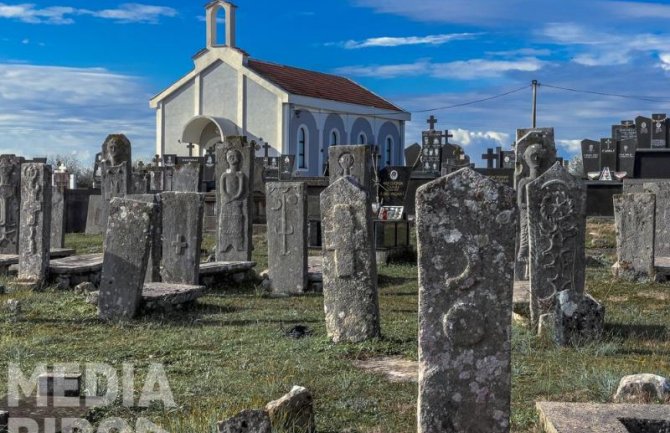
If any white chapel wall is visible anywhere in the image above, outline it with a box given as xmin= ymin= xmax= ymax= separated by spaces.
xmin=163 ymin=80 xmax=195 ymax=154
xmin=201 ymin=60 xmax=238 ymax=122
xmin=246 ymin=78 xmax=279 ymax=152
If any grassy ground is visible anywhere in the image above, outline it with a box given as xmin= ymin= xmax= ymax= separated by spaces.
xmin=0 ymin=221 xmax=668 ymax=432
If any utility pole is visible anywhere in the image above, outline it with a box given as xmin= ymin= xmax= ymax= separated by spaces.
xmin=531 ymin=80 xmax=538 ymax=128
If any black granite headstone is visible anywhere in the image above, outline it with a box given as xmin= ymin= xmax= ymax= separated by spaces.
xmin=440 ymin=143 xmax=469 ymax=174
xmin=617 ymin=138 xmax=636 ymax=175
xmin=651 ymin=114 xmax=667 ymax=148
xmin=203 ymin=152 xmax=216 ymax=182
xmin=176 ymin=156 xmax=203 ymax=166
xmin=600 ymin=138 xmax=617 ymax=171
xmin=636 ymin=116 xmax=652 ymax=149
xmin=500 ymin=151 xmax=515 ymax=169
xmin=634 ymin=149 xmax=670 ymax=179
xmin=378 ymin=166 xmax=411 ymax=207
xmin=163 ymin=154 xmax=177 ymax=167
xmin=404 ymin=143 xmax=421 ymax=168
xmin=581 ymin=139 xmax=601 ymax=176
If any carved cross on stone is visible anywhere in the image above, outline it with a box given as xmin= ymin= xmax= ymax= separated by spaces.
xmin=172 ymin=234 xmax=188 ymax=255
xmin=324 ymin=204 xmax=355 ymax=277
xmin=427 ymin=115 xmax=438 ymax=131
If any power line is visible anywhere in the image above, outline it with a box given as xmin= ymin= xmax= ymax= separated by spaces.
xmin=540 ymin=82 xmax=670 ymax=103
xmin=411 ymin=84 xmax=531 ymax=113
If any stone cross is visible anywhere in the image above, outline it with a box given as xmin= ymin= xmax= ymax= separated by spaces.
xmin=612 ymin=193 xmax=656 ymax=281
xmin=320 ymin=176 xmax=380 ymax=343
xmin=160 ymin=192 xmax=204 ymax=285
xmin=98 ymin=198 xmax=156 ymax=321
xmin=17 ymin=163 xmax=52 ymax=288
xmin=262 ymin=141 xmax=271 ymax=158
xmin=215 ymin=137 xmax=254 ymax=262
xmin=527 ymin=162 xmax=586 ymax=327
xmin=266 ymin=182 xmax=308 ymax=295
xmin=427 ymin=115 xmax=438 ymax=130
xmin=416 ymin=167 xmax=516 ymax=433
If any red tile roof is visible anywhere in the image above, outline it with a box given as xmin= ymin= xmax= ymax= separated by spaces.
xmin=246 ymin=59 xmax=404 ymax=113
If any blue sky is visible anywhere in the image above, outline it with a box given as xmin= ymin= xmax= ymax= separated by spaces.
xmin=1 ymin=0 xmax=670 ymax=166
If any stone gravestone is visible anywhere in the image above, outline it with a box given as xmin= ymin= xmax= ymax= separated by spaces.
xmin=416 ymin=167 xmax=516 ymax=433
xmin=98 ymin=198 xmax=156 ymax=321
xmin=50 ymin=186 xmax=65 ymax=249
xmin=0 ymin=155 xmax=22 ymax=254
xmin=100 ymin=135 xmax=132 ymax=229
xmin=643 ymin=182 xmax=670 ymax=258
xmin=500 ymin=150 xmax=515 ymax=169
xmin=85 ymin=195 xmax=104 ymax=235
xmin=149 ymin=168 xmax=164 ymax=191
xmin=636 ymin=116 xmax=652 ymax=149
xmin=617 ymin=138 xmax=637 ymax=176
xmin=580 ymin=139 xmax=601 ymax=176
xmin=527 ymin=162 xmax=586 ymax=329
xmin=378 ymin=166 xmax=411 ymax=207
xmin=127 ymin=194 xmax=162 ymax=283
xmin=599 ymin=138 xmax=617 ymax=173
xmin=612 ymin=193 xmax=656 ymax=281
xmin=321 ymin=176 xmax=380 ymax=343
xmin=17 ymin=163 xmax=52 ymax=287
xmin=215 ymin=137 xmax=254 ymax=262
xmin=328 ymin=145 xmax=372 ymax=195
xmin=404 ymin=142 xmax=421 ymax=169
xmin=651 ymin=114 xmax=668 ymax=148
xmin=161 ymin=192 xmax=204 ymax=285
xmin=266 ymin=182 xmax=307 ymax=295
xmin=131 ymin=172 xmax=149 ymax=194
xmin=441 ymin=143 xmax=470 ymax=175
xmin=172 ymin=162 xmax=203 ymax=192
xmin=514 ymin=128 xmax=556 ymax=281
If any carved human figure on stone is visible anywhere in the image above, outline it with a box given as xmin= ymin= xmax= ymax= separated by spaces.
xmin=219 ymin=149 xmax=246 ymax=253
xmin=516 ymin=143 xmax=549 ymax=279
xmin=338 ymin=153 xmax=354 ymax=177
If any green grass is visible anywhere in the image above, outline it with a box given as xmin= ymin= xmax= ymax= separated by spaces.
xmin=0 ymin=221 xmax=668 ymax=433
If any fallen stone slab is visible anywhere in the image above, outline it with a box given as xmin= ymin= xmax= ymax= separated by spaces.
xmin=218 ymin=409 xmax=271 ymax=433
xmin=142 ymin=282 xmax=205 ymax=310
xmin=536 ymin=401 xmax=670 ymax=433
xmin=49 ymin=253 xmax=103 ymax=290
xmin=265 ymin=386 xmax=315 ymax=433
xmin=199 ymin=261 xmax=256 ymax=287
xmin=352 ymin=356 xmax=418 ymax=383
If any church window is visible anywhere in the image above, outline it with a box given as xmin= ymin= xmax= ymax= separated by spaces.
xmin=330 ymin=130 xmax=339 ymax=147
xmin=298 ymin=127 xmax=307 ymax=169
xmin=358 ymin=133 xmax=367 ymax=145
xmin=385 ymin=136 xmax=393 ymax=166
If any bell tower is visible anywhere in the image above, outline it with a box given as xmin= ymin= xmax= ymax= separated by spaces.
xmin=206 ymin=1 xmax=237 ymax=49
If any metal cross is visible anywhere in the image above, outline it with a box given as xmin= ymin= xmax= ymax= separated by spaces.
xmin=262 ymin=141 xmax=271 ymax=158
xmin=427 ymin=115 xmax=438 ymax=130
xmin=172 ymin=234 xmax=188 ymax=255
xmin=481 ymin=148 xmax=499 ymax=169
xmin=185 ymin=143 xmax=195 ymax=157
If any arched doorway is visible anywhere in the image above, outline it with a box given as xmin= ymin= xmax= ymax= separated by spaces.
xmin=180 ymin=115 xmax=241 ymax=155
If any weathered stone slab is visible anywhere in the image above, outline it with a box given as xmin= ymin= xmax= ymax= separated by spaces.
xmin=527 ymin=162 xmax=586 ymax=329
xmin=98 ymin=198 xmax=155 ymax=321
xmin=142 ymin=282 xmax=205 ymax=310
xmin=612 ymin=193 xmax=656 ymax=281
xmin=416 ymin=167 xmax=516 ymax=433
xmin=643 ymin=182 xmax=670 ymax=257
xmin=128 ymin=193 xmax=162 ymax=283
xmin=85 ymin=195 xmax=104 ymax=235
xmin=160 ymin=192 xmax=204 ymax=285
xmin=514 ymin=128 xmax=556 ymax=282
xmin=536 ymin=401 xmax=670 ymax=433
xmin=328 ymin=145 xmax=372 ymax=196
xmin=216 ymin=137 xmax=254 ymax=262
xmin=0 ymin=155 xmax=22 ymax=254
xmin=555 ymin=292 xmax=605 ymax=345
xmin=100 ymin=134 xmax=132 ymax=230
xmin=131 ymin=172 xmax=149 ymax=194
xmin=199 ymin=261 xmax=256 ymax=276
xmin=49 ymin=253 xmax=103 ymax=274
xmin=266 ymin=182 xmax=308 ymax=295
xmin=172 ymin=163 xmax=202 ymax=192
xmin=18 ymin=163 xmax=52 ymax=287
xmin=614 ymin=374 xmax=670 ymax=403
xmin=321 ymin=176 xmax=379 ymax=343
xmin=50 ymin=186 xmax=65 ymax=249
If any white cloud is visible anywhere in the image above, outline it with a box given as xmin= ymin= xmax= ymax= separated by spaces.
xmin=336 ymin=57 xmax=545 ymax=79
xmin=0 ymin=2 xmax=177 ymax=25
xmin=339 ymin=33 xmax=478 ymax=49
xmin=0 ymin=63 xmax=155 ymax=163
xmin=557 ymin=139 xmax=582 ymax=153
xmin=659 ymin=53 xmax=670 ymax=71
xmin=487 ymin=48 xmax=552 ymax=57
xmin=609 ymin=1 xmax=670 ymax=19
